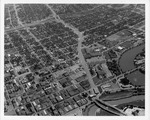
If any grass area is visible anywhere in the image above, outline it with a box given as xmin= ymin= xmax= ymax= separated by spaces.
xmin=116 ymin=100 xmax=145 ymax=110
xmin=99 ymin=90 xmax=133 ymax=101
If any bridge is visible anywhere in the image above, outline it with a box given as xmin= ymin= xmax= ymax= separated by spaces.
xmin=92 ymin=98 xmax=127 ymax=116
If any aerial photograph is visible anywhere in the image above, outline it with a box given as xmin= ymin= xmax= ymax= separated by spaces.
xmin=4 ymin=4 xmax=145 ymax=116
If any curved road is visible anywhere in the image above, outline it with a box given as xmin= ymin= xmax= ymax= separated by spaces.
xmin=93 ymin=99 xmax=126 ymax=116
xmin=84 ymin=95 xmax=144 ymax=116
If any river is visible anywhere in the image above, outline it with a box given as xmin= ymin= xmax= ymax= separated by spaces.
xmin=119 ymin=44 xmax=144 ymax=72
xmin=84 ymin=95 xmax=144 ymax=116
xmin=84 ymin=43 xmax=145 ymax=116
xmin=119 ymin=44 xmax=145 ymax=86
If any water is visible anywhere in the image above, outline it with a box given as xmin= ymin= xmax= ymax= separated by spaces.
xmin=119 ymin=44 xmax=145 ymax=86
xmin=84 ymin=95 xmax=144 ymax=116
xmin=84 ymin=44 xmax=145 ymax=116
xmin=119 ymin=44 xmax=144 ymax=72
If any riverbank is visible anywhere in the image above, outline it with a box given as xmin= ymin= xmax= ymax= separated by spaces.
xmin=119 ymin=44 xmax=144 ymax=72
xmin=83 ymin=95 xmax=144 ymax=116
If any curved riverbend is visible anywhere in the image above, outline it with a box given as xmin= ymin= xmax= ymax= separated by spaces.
xmin=119 ymin=44 xmax=144 ymax=72
xmin=118 ymin=44 xmax=145 ymax=86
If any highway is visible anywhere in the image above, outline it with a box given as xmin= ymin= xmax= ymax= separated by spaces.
xmin=93 ymin=98 xmax=127 ymax=116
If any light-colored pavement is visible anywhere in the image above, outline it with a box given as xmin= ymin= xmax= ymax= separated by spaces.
xmin=47 ymin=4 xmax=96 ymax=89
